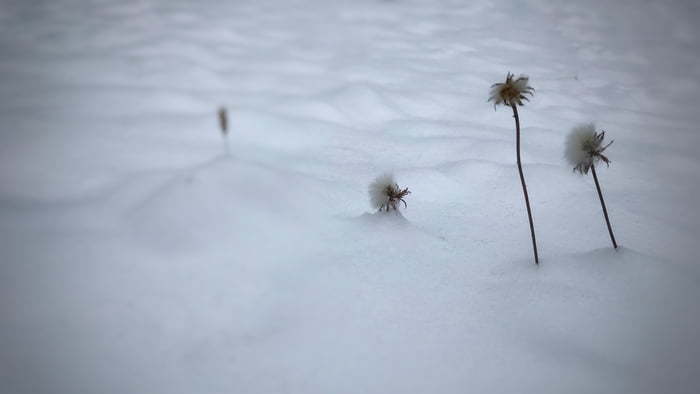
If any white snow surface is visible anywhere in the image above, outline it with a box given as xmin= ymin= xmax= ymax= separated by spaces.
xmin=1 ymin=0 xmax=700 ymax=393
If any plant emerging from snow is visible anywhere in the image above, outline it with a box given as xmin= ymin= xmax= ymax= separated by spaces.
xmin=488 ymin=72 xmax=539 ymax=264
xmin=565 ymin=123 xmax=618 ymax=249
xmin=369 ymin=173 xmax=411 ymax=212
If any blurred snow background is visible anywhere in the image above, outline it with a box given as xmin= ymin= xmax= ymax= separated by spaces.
xmin=1 ymin=0 xmax=699 ymax=393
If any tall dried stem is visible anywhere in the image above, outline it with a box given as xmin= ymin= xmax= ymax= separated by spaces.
xmin=590 ymin=165 xmax=618 ymax=249
xmin=511 ymin=103 xmax=539 ymax=264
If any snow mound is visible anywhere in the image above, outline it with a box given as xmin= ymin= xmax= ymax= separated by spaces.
xmin=327 ymin=83 xmax=404 ymax=127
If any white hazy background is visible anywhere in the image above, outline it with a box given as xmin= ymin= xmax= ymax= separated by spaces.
xmin=1 ymin=0 xmax=699 ymax=393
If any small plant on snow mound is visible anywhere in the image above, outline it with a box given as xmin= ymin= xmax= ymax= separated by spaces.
xmin=369 ymin=173 xmax=410 ymax=212
xmin=565 ymin=123 xmax=619 ymax=249
xmin=488 ymin=72 xmax=539 ymax=264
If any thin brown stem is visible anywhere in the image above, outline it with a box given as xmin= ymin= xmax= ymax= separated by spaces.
xmin=590 ymin=165 xmax=618 ymax=249
xmin=511 ymin=104 xmax=539 ymax=264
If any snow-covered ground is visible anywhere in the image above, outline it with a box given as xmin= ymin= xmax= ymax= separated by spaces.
xmin=2 ymin=0 xmax=699 ymax=393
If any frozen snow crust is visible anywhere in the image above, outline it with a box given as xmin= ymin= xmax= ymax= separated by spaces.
xmin=1 ymin=1 xmax=699 ymax=393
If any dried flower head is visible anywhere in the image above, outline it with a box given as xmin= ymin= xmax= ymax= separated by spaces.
xmin=565 ymin=123 xmax=614 ymax=175
xmin=369 ymin=173 xmax=411 ymax=212
xmin=488 ymin=72 xmax=534 ymax=109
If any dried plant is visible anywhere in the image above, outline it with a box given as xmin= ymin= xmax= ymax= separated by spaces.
xmin=488 ymin=72 xmax=534 ymax=108
xmin=218 ymin=107 xmax=228 ymax=136
xmin=218 ymin=107 xmax=230 ymax=155
xmin=565 ymin=123 xmax=613 ymax=175
xmin=369 ymin=173 xmax=411 ymax=212
xmin=565 ymin=124 xmax=618 ymax=249
xmin=488 ymin=72 xmax=539 ymax=264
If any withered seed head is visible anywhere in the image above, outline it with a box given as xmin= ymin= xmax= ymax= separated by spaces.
xmin=369 ymin=173 xmax=411 ymax=212
xmin=565 ymin=123 xmax=614 ymax=175
xmin=488 ymin=72 xmax=534 ymax=109
xmin=383 ymin=183 xmax=411 ymax=211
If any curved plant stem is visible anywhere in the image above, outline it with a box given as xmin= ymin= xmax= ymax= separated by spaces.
xmin=590 ymin=165 xmax=618 ymax=249
xmin=511 ymin=104 xmax=539 ymax=264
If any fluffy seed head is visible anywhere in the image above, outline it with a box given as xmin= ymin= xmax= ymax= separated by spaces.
xmin=488 ymin=72 xmax=534 ymax=109
xmin=368 ymin=173 xmax=410 ymax=212
xmin=565 ymin=123 xmax=614 ymax=174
